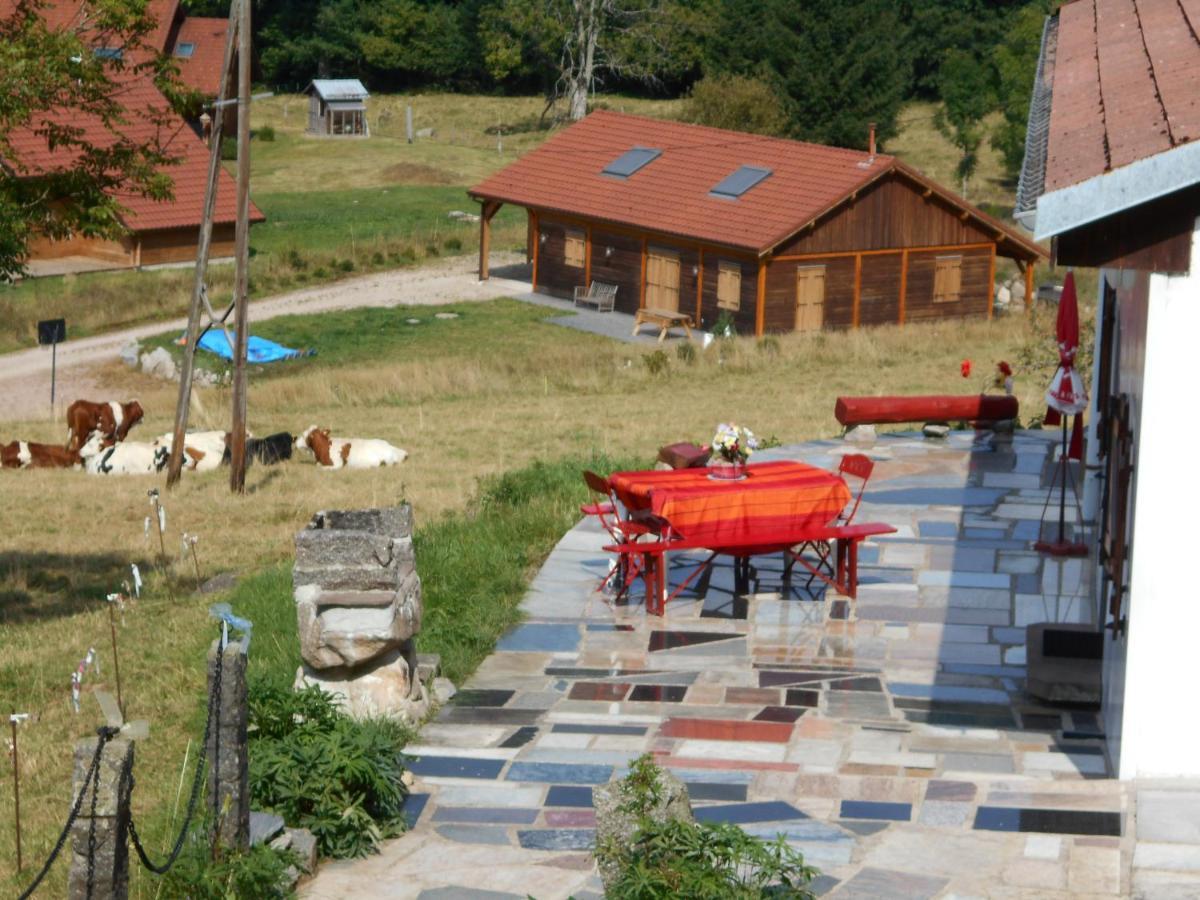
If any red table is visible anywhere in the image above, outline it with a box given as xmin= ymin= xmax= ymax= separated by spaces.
xmin=608 ymin=461 xmax=852 ymax=612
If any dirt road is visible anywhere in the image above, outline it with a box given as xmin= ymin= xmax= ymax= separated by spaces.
xmin=0 ymin=253 xmax=529 ymax=424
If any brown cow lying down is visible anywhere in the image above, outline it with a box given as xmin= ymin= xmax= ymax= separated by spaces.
xmin=1 ymin=440 xmax=82 ymax=469
xmin=66 ymin=399 xmax=144 ymax=452
xmin=294 ymin=426 xmax=407 ymax=469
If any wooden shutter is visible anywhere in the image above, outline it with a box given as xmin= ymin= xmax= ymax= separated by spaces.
xmin=646 ymin=250 xmax=680 ymax=311
xmin=934 ymin=255 xmax=963 ymax=303
xmin=717 ymin=262 xmax=741 ymax=310
xmin=795 ymin=265 xmax=826 ymax=332
xmin=564 ymin=231 xmax=585 ymax=268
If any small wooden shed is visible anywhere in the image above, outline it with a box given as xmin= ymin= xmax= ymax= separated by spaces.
xmin=305 ymin=79 xmax=370 ymax=137
xmin=470 ymin=111 xmax=1046 ymax=336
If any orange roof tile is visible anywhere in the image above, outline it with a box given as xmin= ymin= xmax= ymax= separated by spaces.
xmin=471 ymin=110 xmax=895 ymax=253
xmin=173 ymin=16 xmax=229 ymax=97
xmin=1045 ymin=0 xmax=1200 ymax=192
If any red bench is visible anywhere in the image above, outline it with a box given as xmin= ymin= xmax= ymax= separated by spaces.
xmin=604 ymin=521 xmax=896 ymax=615
xmin=835 ymin=395 xmax=1019 ymax=427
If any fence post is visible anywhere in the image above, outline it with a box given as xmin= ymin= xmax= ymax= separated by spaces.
xmin=68 ymin=735 xmax=133 ymax=900
xmin=206 ymin=637 xmax=249 ymax=852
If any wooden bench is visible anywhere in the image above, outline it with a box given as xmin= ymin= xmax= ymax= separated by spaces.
xmin=633 ymin=308 xmax=693 ymax=342
xmin=573 ymin=281 xmax=618 ymax=312
xmin=835 ymin=394 xmax=1019 ymax=427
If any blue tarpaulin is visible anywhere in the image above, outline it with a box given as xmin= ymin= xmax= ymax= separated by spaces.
xmin=195 ymin=330 xmax=311 ymax=364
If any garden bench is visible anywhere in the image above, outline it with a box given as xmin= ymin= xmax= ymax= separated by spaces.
xmin=573 ymin=281 xmax=618 ymax=312
xmin=834 ymin=394 xmax=1019 ymax=428
xmin=632 ymin=308 xmax=693 ymax=342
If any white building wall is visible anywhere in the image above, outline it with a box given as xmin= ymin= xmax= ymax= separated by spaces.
xmin=1108 ymin=219 xmax=1200 ymax=778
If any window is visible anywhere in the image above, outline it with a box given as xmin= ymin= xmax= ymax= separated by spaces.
xmin=717 ymin=262 xmax=741 ymax=310
xmin=174 ymin=42 xmax=196 ymax=58
xmin=602 ymin=147 xmax=661 ymax=178
xmin=94 ymin=47 xmax=123 ymax=59
xmin=710 ymin=165 xmax=772 ymax=199
xmin=933 ymin=255 xmax=963 ymax=303
xmin=564 ymin=231 xmax=585 ymax=268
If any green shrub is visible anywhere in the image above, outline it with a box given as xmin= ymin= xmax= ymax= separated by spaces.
xmin=642 ymin=349 xmax=670 ymax=376
xmin=248 ymin=683 xmax=411 ymax=859
xmin=598 ymin=756 xmax=817 ymax=899
xmin=675 ymin=342 xmax=697 ymax=365
xmin=220 ymin=137 xmax=238 ymax=160
xmin=312 ymin=266 xmax=328 ymax=279
xmin=286 ymin=249 xmax=307 ymax=270
xmin=160 ymin=835 xmax=298 ymax=899
xmin=443 ymin=237 xmax=462 ymax=252
xmin=424 ymin=243 xmax=440 ymax=257
xmin=683 ymin=74 xmax=791 ymax=138
xmin=257 ymin=125 xmax=276 ymax=142
xmin=371 ymin=251 xmax=385 ymax=265
xmin=336 ymin=258 xmax=355 ymax=273
xmin=713 ymin=310 xmax=737 ymax=338
xmin=401 ymin=246 xmax=417 ymax=261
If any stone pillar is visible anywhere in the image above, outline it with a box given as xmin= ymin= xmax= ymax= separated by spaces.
xmin=68 ymin=735 xmax=133 ymax=900
xmin=207 ymin=637 xmax=249 ymax=852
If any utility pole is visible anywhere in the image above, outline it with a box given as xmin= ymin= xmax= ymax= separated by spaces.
xmin=166 ymin=0 xmax=240 ymax=488
xmin=228 ymin=0 xmax=252 ymax=493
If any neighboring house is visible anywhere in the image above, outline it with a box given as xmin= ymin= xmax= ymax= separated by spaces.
xmin=1 ymin=0 xmax=262 ymax=273
xmin=305 ymin=80 xmax=370 ymax=137
xmin=1017 ymin=0 xmax=1200 ymax=779
xmin=470 ymin=111 xmax=1045 ymax=336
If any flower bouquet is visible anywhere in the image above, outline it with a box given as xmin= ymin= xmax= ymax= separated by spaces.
xmin=707 ymin=422 xmax=758 ymax=480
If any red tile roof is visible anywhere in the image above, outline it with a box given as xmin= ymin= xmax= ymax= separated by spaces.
xmin=1045 ymin=0 xmax=1200 ymax=192
xmin=173 ymin=16 xmax=229 ymax=97
xmin=1 ymin=2 xmax=260 ymax=234
xmin=471 ymin=110 xmax=895 ymax=253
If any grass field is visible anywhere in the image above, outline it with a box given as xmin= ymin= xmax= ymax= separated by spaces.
xmin=0 ymin=92 xmax=1028 ymax=353
xmin=0 ymin=292 xmax=1076 ymax=893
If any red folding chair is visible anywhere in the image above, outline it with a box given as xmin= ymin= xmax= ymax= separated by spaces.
xmin=582 ymin=470 xmax=666 ymax=600
xmin=789 ymin=453 xmax=875 ymax=591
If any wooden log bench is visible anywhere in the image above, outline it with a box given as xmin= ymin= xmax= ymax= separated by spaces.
xmin=633 ymin=308 xmax=693 ymax=342
xmin=574 ymin=281 xmax=618 ymax=312
xmin=835 ymin=395 xmax=1019 ymax=428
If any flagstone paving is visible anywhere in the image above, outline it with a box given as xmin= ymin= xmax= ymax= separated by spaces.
xmin=303 ymin=430 xmax=1200 ymax=899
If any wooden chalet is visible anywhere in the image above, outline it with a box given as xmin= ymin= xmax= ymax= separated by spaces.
xmin=471 ymin=111 xmax=1045 ymax=336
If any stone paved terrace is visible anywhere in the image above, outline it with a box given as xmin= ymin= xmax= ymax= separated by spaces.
xmin=303 ymin=431 xmax=1200 ymax=899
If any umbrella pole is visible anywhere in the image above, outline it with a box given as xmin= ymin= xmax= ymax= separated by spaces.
xmin=1036 ymin=414 xmax=1088 ymax=557
xmin=1058 ymin=416 xmax=1068 ymax=544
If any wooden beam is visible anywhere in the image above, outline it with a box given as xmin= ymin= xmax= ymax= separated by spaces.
xmin=986 ymin=243 xmax=997 ymax=319
xmin=772 ymin=242 xmax=994 ymax=263
xmin=639 ymin=236 xmax=647 ymax=309
xmin=1024 ymin=260 xmax=1035 ymax=312
xmin=478 ymin=201 xmax=499 ymax=281
xmin=755 ymin=259 xmax=767 ymax=337
xmin=530 ymin=210 xmax=539 ymax=291
xmin=584 ymin=223 xmax=592 ymax=286
xmin=852 ymin=253 xmax=862 ymax=329
xmin=696 ymin=246 xmax=704 ymax=324
xmin=898 ymin=248 xmax=908 ymax=325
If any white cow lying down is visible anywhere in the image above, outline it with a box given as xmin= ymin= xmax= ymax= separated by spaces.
xmin=295 ymin=426 xmax=408 ymax=469
xmin=152 ymin=430 xmax=229 ymax=472
xmin=80 ymin=433 xmax=165 ymax=475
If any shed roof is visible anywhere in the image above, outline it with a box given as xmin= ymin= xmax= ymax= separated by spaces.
xmin=307 ymin=79 xmax=369 ymax=101
xmin=471 ymin=110 xmax=1043 ymax=259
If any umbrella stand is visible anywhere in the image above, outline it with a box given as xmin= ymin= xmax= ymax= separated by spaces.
xmin=1035 ymin=415 xmax=1088 ymax=557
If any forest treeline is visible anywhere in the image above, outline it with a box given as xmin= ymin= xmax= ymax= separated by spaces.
xmin=187 ymin=0 xmax=1056 ymax=179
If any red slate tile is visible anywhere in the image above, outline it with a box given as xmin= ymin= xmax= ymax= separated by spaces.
xmin=660 ymin=717 xmax=794 ymax=743
xmin=568 ymin=682 xmax=630 ymax=702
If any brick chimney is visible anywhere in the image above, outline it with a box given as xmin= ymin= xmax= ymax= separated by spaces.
xmin=868 ymin=122 xmax=876 ymax=157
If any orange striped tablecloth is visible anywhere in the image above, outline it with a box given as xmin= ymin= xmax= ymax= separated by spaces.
xmin=609 ymin=460 xmax=851 ymax=547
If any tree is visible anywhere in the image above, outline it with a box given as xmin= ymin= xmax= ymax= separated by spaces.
xmin=935 ymin=48 xmax=995 ymax=197
xmin=705 ymin=0 xmax=912 ymax=149
xmin=682 ymin=74 xmax=789 ymax=137
xmin=0 ymin=0 xmax=181 ymax=281
xmin=480 ymin=0 xmax=701 ymax=121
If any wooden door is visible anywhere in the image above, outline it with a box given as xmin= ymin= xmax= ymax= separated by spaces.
xmin=795 ymin=265 xmax=826 ymax=331
xmin=645 ymin=250 xmax=680 ymax=311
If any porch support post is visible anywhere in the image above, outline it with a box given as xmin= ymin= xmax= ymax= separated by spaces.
xmin=639 ymin=236 xmax=647 ymax=309
xmin=478 ymin=200 xmax=500 ymax=281
xmin=898 ymin=248 xmax=909 ymax=324
xmin=1024 ymin=260 xmax=1035 ymax=311
xmin=695 ymin=247 xmax=704 ymax=324
xmin=584 ymin=223 xmax=592 ymax=286
xmin=755 ymin=258 xmax=767 ymax=337
xmin=531 ymin=210 xmax=540 ymax=291
xmin=852 ymin=252 xmax=863 ymax=328
xmin=987 ymin=243 xmax=997 ymax=319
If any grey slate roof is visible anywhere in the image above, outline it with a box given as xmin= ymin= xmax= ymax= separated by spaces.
xmin=306 ymin=79 xmax=369 ymax=101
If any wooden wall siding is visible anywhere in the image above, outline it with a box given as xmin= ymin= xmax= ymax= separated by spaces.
xmin=699 ymin=253 xmax=757 ymax=333
xmin=773 ymin=174 xmax=993 ymax=257
xmin=858 ymin=252 xmax=903 ymax=326
xmin=904 ymin=247 xmax=992 ymax=322
xmin=535 ymin=218 xmax=580 ymax=299
xmin=763 ymin=255 xmax=856 ymax=331
xmin=589 ymin=228 xmax=643 ymax=314
xmin=140 ymin=225 xmax=238 ymax=266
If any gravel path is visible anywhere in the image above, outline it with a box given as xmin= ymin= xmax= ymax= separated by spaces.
xmin=0 ymin=253 xmax=529 ymax=424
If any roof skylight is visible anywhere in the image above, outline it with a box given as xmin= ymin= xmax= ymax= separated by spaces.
xmin=710 ymin=165 xmax=772 ymax=199
xmin=175 ymin=42 xmax=196 ymax=59
xmin=602 ymin=147 xmax=661 ymax=179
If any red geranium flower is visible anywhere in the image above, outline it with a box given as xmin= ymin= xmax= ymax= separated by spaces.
xmin=998 ymin=360 xmax=1013 ymax=377
xmin=960 ymin=359 xmax=972 ymax=378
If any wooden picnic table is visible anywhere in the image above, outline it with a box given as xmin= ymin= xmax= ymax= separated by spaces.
xmin=632 ymin=308 xmax=693 ymax=342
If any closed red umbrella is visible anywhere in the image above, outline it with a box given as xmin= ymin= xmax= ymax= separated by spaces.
xmin=1037 ymin=270 xmax=1088 ymax=557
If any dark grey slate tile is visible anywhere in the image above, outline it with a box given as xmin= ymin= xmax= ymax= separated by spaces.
xmin=516 ymin=829 xmax=595 ymax=850
xmin=435 ymin=708 xmax=543 ymax=726
xmin=402 ymin=793 xmax=430 ymax=829
xmin=552 ymin=722 xmax=647 ymax=736
xmin=499 ymin=726 xmax=539 ymax=748
xmin=496 ymin=623 xmax=580 ymax=652
xmin=629 ymin=684 xmax=688 ymax=702
xmin=545 ymin=785 xmax=594 ymax=807
xmin=840 ymin=800 xmax=912 ymax=821
xmin=435 ymin=824 xmax=513 ymax=845
xmin=684 ymin=782 xmax=748 ymax=802
xmin=755 ymin=706 xmax=805 ymax=723
xmin=407 ymin=756 xmax=506 ymax=780
xmin=973 ymin=807 xmax=1122 ymax=836
xmin=432 ymin=807 xmax=540 ymax=825
xmin=693 ymin=801 xmax=808 ymax=825
xmin=508 ymin=761 xmax=612 ymax=784
xmin=452 ymin=689 xmax=516 ymax=708
xmin=648 ymin=630 xmax=740 ymax=652
xmin=923 ymin=780 xmax=976 ymax=802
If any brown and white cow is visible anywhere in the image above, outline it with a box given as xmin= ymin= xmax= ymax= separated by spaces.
xmin=65 ymin=399 xmax=144 ymax=452
xmin=1 ymin=440 xmax=82 ymax=469
xmin=295 ymin=426 xmax=408 ymax=469
xmin=152 ymin=431 xmax=229 ymax=472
